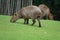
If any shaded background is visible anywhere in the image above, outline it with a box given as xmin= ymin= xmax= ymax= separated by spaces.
xmin=33 ymin=0 xmax=60 ymax=21
xmin=0 ymin=0 xmax=60 ymax=21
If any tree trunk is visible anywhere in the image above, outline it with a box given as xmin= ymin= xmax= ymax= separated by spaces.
xmin=0 ymin=0 xmax=32 ymax=15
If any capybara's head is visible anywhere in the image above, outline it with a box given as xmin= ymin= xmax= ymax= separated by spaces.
xmin=10 ymin=13 xmax=19 ymax=23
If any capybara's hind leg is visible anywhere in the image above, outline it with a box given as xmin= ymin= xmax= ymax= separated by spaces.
xmin=37 ymin=18 xmax=41 ymax=27
xmin=26 ymin=19 xmax=29 ymax=24
xmin=48 ymin=13 xmax=53 ymax=20
xmin=31 ymin=19 xmax=36 ymax=26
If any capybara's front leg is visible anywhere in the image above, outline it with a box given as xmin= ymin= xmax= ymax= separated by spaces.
xmin=26 ymin=19 xmax=29 ymax=24
xmin=24 ymin=18 xmax=29 ymax=24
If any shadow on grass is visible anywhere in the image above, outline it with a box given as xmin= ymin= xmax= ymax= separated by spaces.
xmin=16 ymin=22 xmax=39 ymax=28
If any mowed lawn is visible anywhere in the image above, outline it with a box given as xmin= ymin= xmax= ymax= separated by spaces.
xmin=0 ymin=15 xmax=60 ymax=40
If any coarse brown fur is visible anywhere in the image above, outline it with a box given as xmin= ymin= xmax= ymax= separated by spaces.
xmin=10 ymin=5 xmax=42 ymax=27
xmin=39 ymin=4 xmax=53 ymax=20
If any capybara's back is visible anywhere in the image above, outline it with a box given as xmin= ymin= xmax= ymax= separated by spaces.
xmin=39 ymin=4 xmax=50 ymax=14
xmin=19 ymin=5 xmax=42 ymax=19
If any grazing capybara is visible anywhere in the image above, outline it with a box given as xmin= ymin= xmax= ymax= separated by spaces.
xmin=10 ymin=5 xmax=42 ymax=27
xmin=39 ymin=4 xmax=53 ymax=20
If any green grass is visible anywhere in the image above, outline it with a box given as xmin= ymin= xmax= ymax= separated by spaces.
xmin=0 ymin=15 xmax=60 ymax=40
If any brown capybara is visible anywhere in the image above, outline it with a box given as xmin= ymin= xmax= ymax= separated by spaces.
xmin=39 ymin=4 xmax=53 ymax=20
xmin=10 ymin=5 xmax=42 ymax=27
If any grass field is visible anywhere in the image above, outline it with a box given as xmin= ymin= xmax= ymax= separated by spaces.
xmin=0 ymin=15 xmax=60 ymax=40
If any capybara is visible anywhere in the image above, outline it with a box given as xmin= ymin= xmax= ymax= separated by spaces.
xmin=10 ymin=5 xmax=42 ymax=27
xmin=39 ymin=4 xmax=53 ymax=20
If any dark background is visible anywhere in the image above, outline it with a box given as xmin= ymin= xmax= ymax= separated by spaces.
xmin=33 ymin=0 xmax=60 ymax=21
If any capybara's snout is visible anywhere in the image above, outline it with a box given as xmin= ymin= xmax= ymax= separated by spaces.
xmin=10 ymin=19 xmax=16 ymax=23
